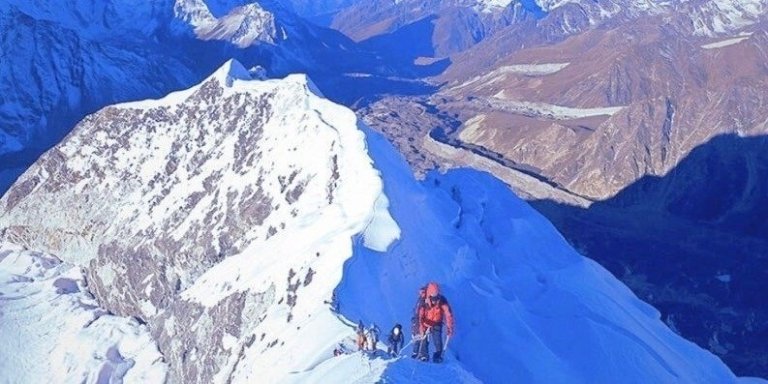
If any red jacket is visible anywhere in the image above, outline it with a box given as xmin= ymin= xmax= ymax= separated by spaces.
xmin=419 ymin=282 xmax=455 ymax=336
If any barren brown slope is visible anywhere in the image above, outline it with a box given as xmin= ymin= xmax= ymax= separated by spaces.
xmin=434 ymin=19 xmax=768 ymax=199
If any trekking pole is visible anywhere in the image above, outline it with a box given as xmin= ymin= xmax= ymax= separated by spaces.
xmin=398 ymin=339 xmax=414 ymax=357
xmin=444 ymin=335 xmax=451 ymax=356
xmin=416 ymin=328 xmax=430 ymax=359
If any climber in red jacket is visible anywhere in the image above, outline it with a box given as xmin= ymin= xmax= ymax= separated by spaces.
xmin=417 ymin=282 xmax=454 ymax=363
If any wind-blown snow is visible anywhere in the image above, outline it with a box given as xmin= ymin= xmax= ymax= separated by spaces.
xmin=0 ymin=243 xmax=167 ymax=383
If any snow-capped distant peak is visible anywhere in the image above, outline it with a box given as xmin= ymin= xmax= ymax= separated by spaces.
xmin=534 ymin=0 xmax=577 ymax=12
xmin=473 ymin=0 xmax=514 ymax=13
xmin=174 ymin=0 xmax=217 ymax=28
xmin=174 ymin=0 xmax=285 ymax=46
xmin=689 ymin=0 xmax=768 ymax=36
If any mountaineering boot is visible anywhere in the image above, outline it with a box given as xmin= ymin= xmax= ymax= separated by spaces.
xmin=432 ymin=352 xmax=442 ymax=363
xmin=419 ymin=355 xmax=429 ymax=362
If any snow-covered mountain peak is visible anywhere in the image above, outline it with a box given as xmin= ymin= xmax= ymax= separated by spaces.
xmin=0 ymin=58 xmax=399 ymax=382
xmin=472 ymin=0 xmax=514 ymax=13
xmin=214 ymin=58 xmax=254 ymax=85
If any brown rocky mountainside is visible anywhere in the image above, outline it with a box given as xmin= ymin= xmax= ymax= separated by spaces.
xmin=437 ymin=21 xmax=768 ymax=200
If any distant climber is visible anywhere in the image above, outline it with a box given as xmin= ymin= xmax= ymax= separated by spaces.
xmin=411 ymin=285 xmax=428 ymax=358
xmin=356 ymin=321 xmax=367 ymax=351
xmin=417 ymin=282 xmax=454 ymax=363
xmin=387 ymin=324 xmax=404 ymax=357
xmin=365 ymin=323 xmax=380 ymax=351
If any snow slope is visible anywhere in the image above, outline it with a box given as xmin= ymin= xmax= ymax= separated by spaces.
xmin=1 ymin=60 xmax=763 ymax=383
xmin=330 ymin=127 xmax=758 ymax=383
xmin=0 ymin=243 xmax=167 ymax=383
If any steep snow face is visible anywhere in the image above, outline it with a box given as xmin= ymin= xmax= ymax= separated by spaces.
xmin=0 ymin=243 xmax=167 ymax=383
xmin=0 ymin=59 xmax=395 ymax=383
xmin=333 ymin=128 xmax=751 ymax=383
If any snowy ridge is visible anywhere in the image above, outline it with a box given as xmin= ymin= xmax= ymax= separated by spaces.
xmin=0 ymin=243 xmax=167 ymax=383
xmin=532 ymin=0 xmax=767 ymax=38
xmin=0 ymin=59 xmax=395 ymax=383
xmin=331 ymin=127 xmax=752 ymax=383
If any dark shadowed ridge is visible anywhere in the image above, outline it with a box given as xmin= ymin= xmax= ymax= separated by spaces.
xmin=531 ymin=133 xmax=768 ymax=377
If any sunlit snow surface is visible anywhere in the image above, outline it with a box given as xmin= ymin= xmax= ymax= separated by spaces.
xmin=0 ymin=243 xmax=167 ymax=383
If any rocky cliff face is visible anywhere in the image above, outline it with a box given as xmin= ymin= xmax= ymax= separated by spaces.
xmin=0 ymin=60 xmax=386 ymax=383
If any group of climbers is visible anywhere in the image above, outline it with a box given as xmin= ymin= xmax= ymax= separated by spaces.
xmin=338 ymin=281 xmax=454 ymax=364
xmin=356 ymin=321 xmax=381 ymax=351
